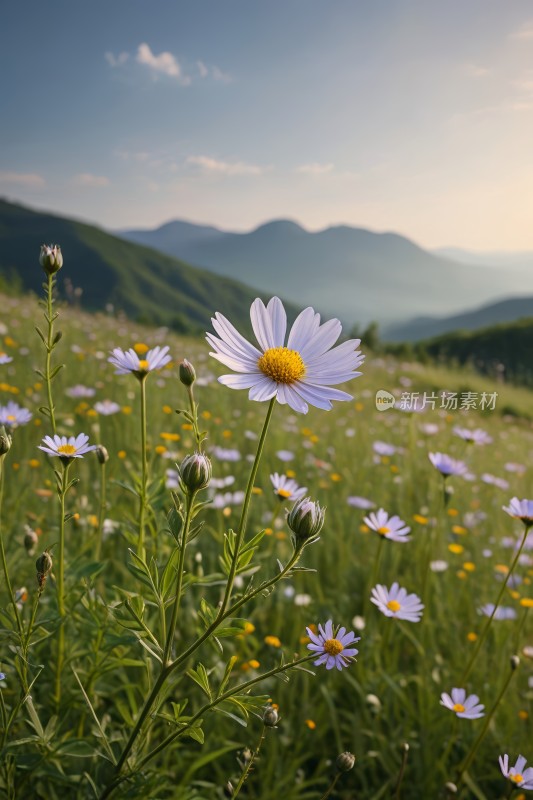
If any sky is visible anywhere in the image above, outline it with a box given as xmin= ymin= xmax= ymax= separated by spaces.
xmin=2 ymin=0 xmax=533 ymax=249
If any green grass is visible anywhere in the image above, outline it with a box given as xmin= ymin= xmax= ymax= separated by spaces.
xmin=0 ymin=290 xmax=532 ymax=799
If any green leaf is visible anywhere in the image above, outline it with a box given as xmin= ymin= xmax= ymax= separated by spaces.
xmin=187 ymin=664 xmax=212 ymax=699
xmin=71 ymin=668 xmax=117 ymax=765
xmin=184 ymin=723 xmax=204 ymax=744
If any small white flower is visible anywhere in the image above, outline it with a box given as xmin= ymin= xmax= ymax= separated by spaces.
xmin=440 ymin=688 xmax=484 ymax=719
xmin=363 ymin=509 xmax=411 ymax=542
xmin=499 ymin=754 xmax=533 ymax=789
xmin=503 ymin=497 xmax=533 ymax=527
xmin=108 ymin=345 xmax=171 ymax=376
xmin=270 ymin=472 xmax=307 ymax=501
xmin=370 ymin=583 xmax=424 ymax=622
xmin=429 ymin=452 xmax=469 ymax=477
xmin=38 ymin=433 xmax=97 ymax=460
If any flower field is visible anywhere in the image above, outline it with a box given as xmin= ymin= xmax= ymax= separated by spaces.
xmin=0 ymin=259 xmax=533 ymax=799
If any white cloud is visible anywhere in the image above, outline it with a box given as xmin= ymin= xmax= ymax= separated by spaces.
xmin=197 ymin=60 xmax=209 ymax=78
xmin=463 ymin=63 xmax=490 ymax=78
xmin=136 ymin=43 xmax=190 ymax=84
xmin=510 ymin=20 xmax=533 ymax=39
xmin=105 ymin=51 xmax=129 ymax=68
xmin=73 ymin=173 xmax=110 ymax=187
xmin=297 ymin=162 xmax=334 ymax=175
xmin=212 ymin=65 xmax=232 ymax=83
xmin=187 ymin=155 xmax=265 ymax=176
xmin=0 ymin=171 xmax=45 ymax=187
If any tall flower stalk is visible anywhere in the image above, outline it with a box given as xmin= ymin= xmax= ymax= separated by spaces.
xmin=36 ymin=245 xmax=64 ymax=434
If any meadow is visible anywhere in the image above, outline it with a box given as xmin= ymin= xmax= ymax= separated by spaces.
xmin=0 ymin=255 xmax=532 ymax=799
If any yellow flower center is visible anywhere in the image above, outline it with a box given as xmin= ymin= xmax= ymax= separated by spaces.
xmin=257 ymin=347 xmax=305 ymax=384
xmin=57 ymin=444 xmax=77 ymax=456
xmin=134 ymin=343 xmax=149 ymax=355
xmin=137 ymin=359 xmax=149 ymax=372
xmin=387 ymin=600 xmax=401 ymax=612
xmin=452 ymin=703 xmax=465 ymax=713
xmin=6 ymin=415 xmax=15 ymax=422
xmin=323 ymin=638 xmax=344 ymax=656
xmin=511 ymin=774 xmax=523 ymax=783
xmin=377 ymin=526 xmax=390 ymax=535
xmin=277 ymin=488 xmax=292 ymax=499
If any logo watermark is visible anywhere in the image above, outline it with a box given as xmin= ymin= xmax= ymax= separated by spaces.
xmin=376 ymin=390 xmax=498 ymax=412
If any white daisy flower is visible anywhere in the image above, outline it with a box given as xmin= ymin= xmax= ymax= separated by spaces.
xmin=503 ymin=497 xmax=533 ymax=527
xmin=94 ymin=400 xmax=121 ymax=416
xmin=453 ymin=426 xmax=492 ymax=445
xmin=270 ymin=472 xmax=307 ymax=501
xmin=429 ymin=452 xmax=469 ymax=477
xmin=38 ymin=433 xmax=97 ymax=460
xmin=440 ymin=688 xmax=485 ymax=719
xmin=206 ymin=297 xmax=364 ymax=414
xmin=370 ymin=582 xmax=424 ymax=622
xmin=499 ymin=754 xmax=533 ymax=789
xmin=108 ymin=345 xmax=171 ymax=377
xmin=363 ymin=509 xmax=411 ymax=542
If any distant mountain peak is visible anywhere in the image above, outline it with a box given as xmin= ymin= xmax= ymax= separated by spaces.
xmin=251 ymin=219 xmax=307 ymax=235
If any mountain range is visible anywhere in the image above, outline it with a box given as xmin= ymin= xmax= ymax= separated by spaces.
xmin=0 ymin=199 xmax=298 ymax=334
xmin=120 ymin=218 xmax=533 ymax=328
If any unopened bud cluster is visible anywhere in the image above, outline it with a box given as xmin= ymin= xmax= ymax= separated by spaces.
xmin=179 ymin=453 xmax=211 ymax=493
xmin=263 ymin=706 xmax=279 ymax=727
xmin=287 ymin=498 xmax=325 ymax=548
xmin=36 ymin=550 xmax=53 ymax=590
xmin=39 ymin=244 xmax=63 ymax=275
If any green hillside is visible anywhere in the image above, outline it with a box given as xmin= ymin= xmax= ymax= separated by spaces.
xmin=400 ymin=317 xmax=533 ymax=387
xmin=0 ymin=199 xmax=297 ymax=333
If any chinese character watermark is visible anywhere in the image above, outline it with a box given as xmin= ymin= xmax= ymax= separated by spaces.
xmin=376 ymin=389 xmax=498 ymax=412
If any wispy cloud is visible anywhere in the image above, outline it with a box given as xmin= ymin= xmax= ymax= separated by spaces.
xmin=187 ymin=155 xmax=265 ymax=176
xmin=463 ymin=63 xmax=490 ymax=78
xmin=105 ymin=51 xmax=129 ymax=68
xmin=197 ymin=60 xmax=209 ymax=78
xmin=212 ymin=65 xmax=232 ymax=83
xmin=73 ymin=173 xmax=110 ymax=187
xmin=297 ymin=162 xmax=334 ymax=175
xmin=136 ymin=43 xmax=190 ymax=84
xmin=509 ymin=19 xmax=533 ymax=39
xmin=0 ymin=171 xmax=45 ymax=188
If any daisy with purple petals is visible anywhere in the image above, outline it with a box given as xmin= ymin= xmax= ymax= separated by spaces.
xmin=207 ymin=296 xmax=364 ymax=414
xmin=38 ymin=433 xmax=97 ymax=461
xmin=453 ymin=426 xmax=493 ymax=445
xmin=429 ymin=452 xmax=469 ymax=478
xmin=363 ymin=509 xmax=411 ymax=542
xmin=0 ymin=401 xmax=32 ymax=429
xmin=440 ymin=688 xmax=485 ymax=719
xmin=499 ymin=754 xmax=533 ymax=789
xmin=306 ymin=620 xmax=360 ymax=670
xmin=503 ymin=497 xmax=533 ymax=528
xmin=270 ymin=472 xmax=307 ymax=502
xmin=371 ymin=583 xmax=424 ymax=622
xmin=0 ymin=353 xmax=13 ymax=365
xmin=108 ymin=345 xmax=172 ymax=378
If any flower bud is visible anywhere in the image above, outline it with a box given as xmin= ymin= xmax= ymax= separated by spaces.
xmin=336 ymin=752 xmax=355 ymax=773
xmin=95 ymin=444 xmax=109 ymax=464
xmin=287 ymin=497 xmax=325 ymax=547
xmin=179 ymin=453 xmax=211 ymax=493
xmin=24 ymin=525 xmax=39 ymax=556
xmin=444 ymin=782 xmax=458 ymax=794
xmin=179 ymin=359 xmax=196 ymax=387
xmin=0 ymin=426 xmax=12 ymax=456
xmin=510 ymin=654 xmax=520 ymax=670
xmin=36 ymin=550 xmax=53 ymax=589
xmin=39 ymin=244 xmax=63 ymax=275
xmin=263 ymin=706 xmax=279 ymax=727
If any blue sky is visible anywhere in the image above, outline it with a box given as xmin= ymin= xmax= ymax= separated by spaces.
xmin=2 ymin=0 xmax=533 ymax=248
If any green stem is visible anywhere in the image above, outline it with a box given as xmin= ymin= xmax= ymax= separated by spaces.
xmin=95 ymin=461 xmax=106 ymax=561
xmin=460 ymin=523 xmax=529 ymax=685
xmin=138 ymin=376 xmax=148 ymax=560
xmin=320 ymin=774 xmax=340 ymax=800
xmin=0 ymin=464 xmax=23 ymax=638
xmin=218 ymin=398 xmax=275 ymax=618
xmin=232 ymin=724 xmax=267 ymax=798
xmin=163 ymin=491 xmax=196 ymax=665
xmin=394 ymin=744 xmax=409 ymax=799
xmin=456 ymin=660 xmax=518 ymax=786
xmin=187 ymin=386 xmax=203 ymax=452
xmin=44 ymin=273 xmax=57 ymax=434
xmin=106 ymin=547 xmax=300 ymax=786
xmin=54 ymin=460 xmax=71 ymax=708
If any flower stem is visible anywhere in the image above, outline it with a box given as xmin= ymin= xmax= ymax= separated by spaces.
xmin=54 ymin=460 xmax=71 ymax=708
xmin=163 ymin=490 xmax=196 ymax=665
xmin=394 ymin=744 xmax=410 ymax=799
xmin=95 ymin=461 xmax=106 ymax=561
xmin=218 ymin=397 xmax=275 ymax=618
xmin=460 ymin=522 xmax=529 ymax=685
xmin=231 ymin=724 xmax=268 ymax=798
xmin=319 ymin=774 xmax=340 ymax=800
xmin=0 ymin=462 xmax=23 ymax=639
xmin=456 ymin=659 xmax=518 ymax=787
xmin=44 ymin=273 xmax=58 ymax=434
xmin=138 ymin=375 xmax=148 ymax=560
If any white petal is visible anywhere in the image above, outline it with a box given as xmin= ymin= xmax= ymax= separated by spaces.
xmin=267 ymin=297 xmax=287 ymax=347
xmin=249 ymin=376 xmax=278 ymax=402
xmin=250 ymin=299 xmax=275 ymax=351
xmin=287 ymin=307 xmax=320 ymax=352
